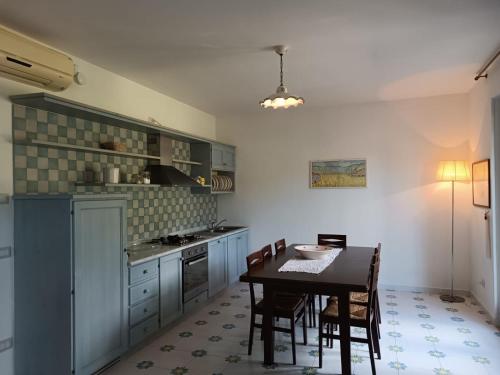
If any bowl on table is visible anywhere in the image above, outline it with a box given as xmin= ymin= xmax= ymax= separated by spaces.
xmin=294 ymin=245 xmax=334 ymax=260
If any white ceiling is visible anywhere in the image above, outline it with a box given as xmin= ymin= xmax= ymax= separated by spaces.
xmin=1 ymin=0 xmax=499 ymax=116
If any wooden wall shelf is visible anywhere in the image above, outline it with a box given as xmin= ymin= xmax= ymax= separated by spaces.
xmin=30 ymin=140 xmax=161 ymax=161
xmin=172 ymin=159 xmax=203 ymax=166
xmin=75 ymin=183 xmax=160 ymax=188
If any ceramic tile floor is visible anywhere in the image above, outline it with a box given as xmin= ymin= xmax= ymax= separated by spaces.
xmin=104 ymin=283 xmax=500 ymax=375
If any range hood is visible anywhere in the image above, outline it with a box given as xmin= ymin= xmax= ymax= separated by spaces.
xmin=146 ymin=135 xmax=201 ymax=187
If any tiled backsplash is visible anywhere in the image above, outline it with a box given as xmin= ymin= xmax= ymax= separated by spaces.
xmin=12 ymin=104 xmax=217 ymax=242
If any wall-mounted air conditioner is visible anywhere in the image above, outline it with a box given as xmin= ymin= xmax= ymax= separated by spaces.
xmin=0 ymin=26 xmax=74 ymax=91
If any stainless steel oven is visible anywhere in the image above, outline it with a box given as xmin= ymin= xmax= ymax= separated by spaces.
xmin=182 ymin=243 xmax=208 ymax=304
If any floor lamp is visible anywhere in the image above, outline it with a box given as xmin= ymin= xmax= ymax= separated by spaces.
xmin=437 ymin=160 xmax=470 ymax=303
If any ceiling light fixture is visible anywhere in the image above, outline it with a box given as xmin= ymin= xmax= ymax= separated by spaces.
xmin=259 ymin=45 xmax=304 ymax=109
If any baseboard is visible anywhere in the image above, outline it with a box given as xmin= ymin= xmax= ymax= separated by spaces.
xmin=469 ymin=290 xmax=499 ymax=327
xmin=379 ymin=283 xmax=470 ymax=296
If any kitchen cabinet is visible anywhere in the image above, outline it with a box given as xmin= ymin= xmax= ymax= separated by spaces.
xmin=211 ymin=143 xmax=235 ymax=172
xmin=128 ymin=259 xmax=159 ymax=347
xmin=0 ymin=195 xmax=13 ymax=375
xmin=159 ymin=251 xmax=183 ymax=327
xmin=227 ymin=230 xmax=249 ymax=284
xmin=208 ymin=237 xmax=227 ymax=297
xmin=237 ymin=230 xmax=249 ymax=276
xmin=14 ymin=195 xmax=128 ymax=375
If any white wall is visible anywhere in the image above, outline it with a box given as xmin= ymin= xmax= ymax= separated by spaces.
xmin=216 ymin=94 xmax=472 ymax=291
xmin=468 ymin=64 xmax=500 ymax=320
xmin=0 ymin=29 xmax=216 ymax=374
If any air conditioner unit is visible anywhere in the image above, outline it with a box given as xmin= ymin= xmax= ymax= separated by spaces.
xmin=0 ymin=26 xmax=74 ymax=91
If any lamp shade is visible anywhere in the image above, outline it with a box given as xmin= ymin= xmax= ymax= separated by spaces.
xmin=436 ymin=160 xmax=470 ymax=182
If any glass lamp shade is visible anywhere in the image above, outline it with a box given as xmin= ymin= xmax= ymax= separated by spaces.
xmin=436 ymin=160 xmax=470 ymax=182
xmin=259 ymin=85 xmax=304 ymax=109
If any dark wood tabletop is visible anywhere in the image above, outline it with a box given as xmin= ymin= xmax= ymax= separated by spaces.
xmin=239 ymin=244 xmax=375 ymax=375
xmin=240 ymin=245 xmax=373 ymax=293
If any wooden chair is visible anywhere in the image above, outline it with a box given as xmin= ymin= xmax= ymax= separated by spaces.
xmin=246 ymin=250 xmax=307 ymax=364
xmin=274 ymin=238 xmax=317 ymax=328
xmin=317 ymin=233 xmax=347 ymax=248
xmin=319 ymin=252 xmax=381 ymax=375
xmin=274 ymin=238 xmax=286 ymax=255
xmin=314 ymin=234 xmax=348 ymax=318
xmin=350 ymin=244 xmax=382 ymax=333
xmin=261 ymin=244 xmax=273 ymax=259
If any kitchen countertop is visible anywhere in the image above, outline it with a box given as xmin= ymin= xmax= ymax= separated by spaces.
xmin=127 ymin=226 xmax=248 ymax=266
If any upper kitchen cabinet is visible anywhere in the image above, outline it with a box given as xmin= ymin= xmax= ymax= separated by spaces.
xmin=191 ymin=142 xmax=236 ymax=195
xmin=13 ymin=194 xmax=128 ymax=375
xmin=211 ymin=143 xmax=235 ymax=172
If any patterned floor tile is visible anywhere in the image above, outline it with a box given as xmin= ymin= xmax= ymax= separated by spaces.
xmin=105 ymin=284 xmax=500 ymax=375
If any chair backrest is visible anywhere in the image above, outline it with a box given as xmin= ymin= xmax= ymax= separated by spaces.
xmin=317 ymin=233 xmax=347 ymax=248
xmin=274 ymin=238 xmax=286 ymax=255
xmin=374 ymin=242 xmax=381 ymax=263
xmin=367 ymin=245 xmax=381 ymax=317
xmin=246 ymin=250 xmax=264 ymax=308
xmin=261 ymin=244 xmax=273 ymax=259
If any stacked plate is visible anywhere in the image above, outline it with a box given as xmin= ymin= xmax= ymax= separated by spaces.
xmin=212 ymin=175 xmax=233 ymax=192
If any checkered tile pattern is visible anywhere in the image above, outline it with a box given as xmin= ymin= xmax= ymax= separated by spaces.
xmin=12 ymin=104 xmax=217 ymax=242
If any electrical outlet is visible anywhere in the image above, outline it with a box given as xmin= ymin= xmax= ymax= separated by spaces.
xmin=480 ymin=279 xmax=486 ymax=288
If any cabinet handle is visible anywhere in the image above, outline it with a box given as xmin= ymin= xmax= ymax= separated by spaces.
xmin=143 ymin=269 xmax=148 ymax=274
xmin=143 ymin=289 xmax=148 ymax=294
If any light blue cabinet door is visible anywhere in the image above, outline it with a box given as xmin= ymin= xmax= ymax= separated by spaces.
xmin=222 ymin=146 xmax=235 ymax=171
xmin=237 ymin=231 xmax=249 ymax=276
xmin=226 ymin=234 xmax=239 ymax=284
xmin=73 ymin=199 xmax=128 ymax=375
xmin=211 ymin=144 xmax=224 ymax=170
xmin=0 ymin=197 xmax=13 ymax=375
xmin=160 ymin=252 xmax=183 ymax=327
xmin=211 ymin=143 xmax=235 ymax=171
xmin=208 ymin=238 xmax=227 ymax=297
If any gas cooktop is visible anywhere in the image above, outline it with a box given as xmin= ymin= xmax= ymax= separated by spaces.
xmin=150 ymin=234 xmax=203 ymax=246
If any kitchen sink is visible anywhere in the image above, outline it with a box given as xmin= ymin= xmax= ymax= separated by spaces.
xmin=211 ymin=226 xmax=245 ymax=233
xmin=194 ymin=226 xmax=245 ymax=237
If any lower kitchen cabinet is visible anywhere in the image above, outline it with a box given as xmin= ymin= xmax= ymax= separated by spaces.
xmin=14 ymin=195 xmax=128 ymax=375
xmin=236 ymin=230 xmax=249 ymax=276
xmin=160 ymin=251 xmax=183 ymax=327
xmin=208 ymin=237 xmax=227 ymax=297
xmin=128 ymin=259 xmax=159 ymax=347
xmin=227 ymin=230 xmax=249 ymax=284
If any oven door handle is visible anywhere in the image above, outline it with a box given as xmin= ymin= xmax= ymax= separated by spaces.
xmin=186 ymin=255 xmax=208 ymax=267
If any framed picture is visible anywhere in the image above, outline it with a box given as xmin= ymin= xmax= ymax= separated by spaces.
xmin=310 ymin=159 xmax=367 ymax=188
xmin=472 ymin=159 xmax=490 ymax=208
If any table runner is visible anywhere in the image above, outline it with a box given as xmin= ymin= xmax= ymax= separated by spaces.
xmin=278 ymin=248 xmax=342 ymax=274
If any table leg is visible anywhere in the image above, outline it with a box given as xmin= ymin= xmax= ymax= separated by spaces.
xmin=338 ymin=290 xmax=352 ymax=375
xmin=263 ymin=284 xmax=275 ymax=366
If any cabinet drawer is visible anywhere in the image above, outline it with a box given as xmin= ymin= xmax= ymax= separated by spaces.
xmin=129 ymin=260 xmax=158 ymax=285
xmin=129 ymin=315 xmax=159 ymax=347
xmin=130 ymin=297 xmax=159 ymax=327
xmin=129 ymin=278 xmax=158 ymax=306
xmin=184 ymin=291 xmax=208 ymax=314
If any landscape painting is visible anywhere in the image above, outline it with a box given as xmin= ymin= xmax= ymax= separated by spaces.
xmin=310 ymin=159 xmax=367 ymax=188
xmin=472 ymin=159 xmax=490 ymax=208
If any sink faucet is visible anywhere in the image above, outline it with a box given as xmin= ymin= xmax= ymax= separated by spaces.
xmin=208 ymin=219 xmax=227 ymax=231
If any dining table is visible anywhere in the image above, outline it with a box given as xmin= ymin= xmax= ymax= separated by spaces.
xmin=239 ymin=244 xmax=375 ymax=375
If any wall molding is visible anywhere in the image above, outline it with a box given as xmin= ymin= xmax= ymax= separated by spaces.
xmin=379 ymin=283 xmax=470 ymax=296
